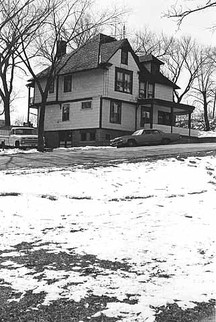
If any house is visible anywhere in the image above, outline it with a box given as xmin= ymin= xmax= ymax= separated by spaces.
xmin=27 ymin=34 xmax=195 ymax=148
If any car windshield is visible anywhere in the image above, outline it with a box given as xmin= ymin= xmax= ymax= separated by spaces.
xmin=132 ymin=130 xmax=144 ymax=136
xmin=13 ymin=128 xmax=35 ymax=135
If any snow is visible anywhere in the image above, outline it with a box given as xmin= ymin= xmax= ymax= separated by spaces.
xmin=0 ymin=155 xmax=216 ymax=321
xmin=198 ymin=130 xmax=216 ymax=137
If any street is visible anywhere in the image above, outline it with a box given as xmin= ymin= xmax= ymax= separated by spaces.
xmin=1 ymin=142 xmax=216 ymax=170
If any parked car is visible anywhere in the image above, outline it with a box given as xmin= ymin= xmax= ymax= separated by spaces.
xmin=110 ymin=129 xmax=181 ymax=147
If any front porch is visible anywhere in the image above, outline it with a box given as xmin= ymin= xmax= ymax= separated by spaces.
xmin=137 ymin=98 xmax=195 ymax=137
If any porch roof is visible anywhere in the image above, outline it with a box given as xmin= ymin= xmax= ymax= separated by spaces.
xmin=138 ymin=98 xmax=195 ymax=114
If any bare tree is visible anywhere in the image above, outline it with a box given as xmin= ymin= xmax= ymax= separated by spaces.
xmin=163 ymin=36 xmax=203 ymax=103
xmin=132 ymin=28 xmax=174 ymax=57
xmin=0 ymin=0 xmax=50 ymax=126
xmin=133 ymin=31 xmax=201 ymax=103
xmin=12 ymin=0 xmax=124 ymax=151
xmin=191 ymin=48 xmax=216 ymax=130
xmin=165 ymin=1 xmax=216 ymax=27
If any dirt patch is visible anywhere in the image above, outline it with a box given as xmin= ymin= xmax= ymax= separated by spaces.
xmin=153 ymin=300 xmax=216 ymax=322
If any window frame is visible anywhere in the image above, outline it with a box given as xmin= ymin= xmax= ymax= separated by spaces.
xmin=139 ymin=82 xmax=146 ymax=98
xmin=158 ymin=110 xmax=171 ymax=125
xmin=62 ymin=103 xmax=70 ymax=122
xmin=80 ymin=130 xmax=96 ymax=142
xmin=147 ymin=83 xmax=154 ymax=98
xmin=115 ymin=68 xmax=133 ymax=94
xmin=110 ymin=100 xmax=122 ymax=124
xmin=63 ymin=74 xmax=72 ymax=92
xmin=81 ymin=101 xmax=92 ymax=109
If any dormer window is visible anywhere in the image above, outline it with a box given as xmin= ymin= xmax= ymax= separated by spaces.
xmin=121 ymin=48 xmax=128 ymax=65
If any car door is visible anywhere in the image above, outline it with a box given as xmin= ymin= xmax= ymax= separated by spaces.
xmin=138 ymin=130 xmax=154 ymax=145
xmin=150 ymin=130 xmax=162 ymax=144
xmin=140 ymin=130 xmax=161 ymax=145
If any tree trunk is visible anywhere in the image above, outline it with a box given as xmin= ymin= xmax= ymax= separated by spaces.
xmin=4 ymin=98 xmax=11 ymax=126
xmin=37 ymin=100 xmax=46 ymax=152
xmin=203 ymin=93 xmax=210 ymax=131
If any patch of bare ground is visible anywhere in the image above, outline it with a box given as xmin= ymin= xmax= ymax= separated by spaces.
xmin=153 ymin=300 xmax=215 ymax=322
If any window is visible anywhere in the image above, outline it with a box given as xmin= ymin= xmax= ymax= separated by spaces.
xmin=62 ymin=104 xmax=70 ymax=121
xmin=105 ymin=134 xmax=111 ymax=141
xmin=49 ymin=78 xmax=55 ymax=93
xmin=141 ymin=106 xmax=151 ymax=127
xmin=81 ymin=101 xmax=92 ymax=109
xmin=80 ymin=131 xmax=96 ymax=141
xmin=110 ymin=100 xmax=122 ymax=124
xmin=121 ymin=48 xmax=128 ymax=65
xmin=81 ymin=132 xmax=87 ymax=141
xmin=147 ymin=83 xmax=154 ymax=98
xmin=64 ymin=75 xmax=72 ymax=92
xmin=158 ymin=111 xmax=171 ymax=125
xmin=115 ymin=68 xmax=133 ymax=94
xmin=139 ymin=82 xmax=146 ymax=98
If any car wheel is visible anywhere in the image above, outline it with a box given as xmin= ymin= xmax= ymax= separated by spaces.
xmin=161 ymin=138 xmax=171 ymax=145
xmin=15 ymin=141 xmax=20 ymax=148
xmin=128 ymin=139 xmax=137 ymax=147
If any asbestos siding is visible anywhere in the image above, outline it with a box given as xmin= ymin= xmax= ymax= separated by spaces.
xmin=58 ymin=69 xmax=104 ymax=101
xmin=34 ymin=69 xmax=104 ymax=104
xmin=155 ymin=83 xmax=173 ymax=101
xmin=101 ymin=99 xmax=136 ymax=132
xmin=44 ymin=97 xmax=100 ymax=131
xmin=105 ymin=50 xmax=139 ymax=102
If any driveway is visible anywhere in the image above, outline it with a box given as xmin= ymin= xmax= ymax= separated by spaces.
xmin=1 ymin=142 xmax=216 ymax=170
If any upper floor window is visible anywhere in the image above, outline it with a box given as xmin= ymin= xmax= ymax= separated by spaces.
xmin=64 ymin=75 xmax=72 ymax=92
xmin=121 ymin=48 xmax=128 ymax=65
xmin=49 ymin=78 xmax=55 ymax=93
xmin=81 ymin=101 xmax=92 ymax=109
xmin=147 ymin=83 xmax=154 ymax=98
xmin=139 ymin=82 xmax=154 ymax=98
xmin=115 ymin=68 xmax=133 ymax=94
xmin=62 ymin=104 xmax=70 ymax=121
xmin=110 ymin=100 xmax=121 ymax=124
xmin=139 ymin=82 xmax=146 ymax=98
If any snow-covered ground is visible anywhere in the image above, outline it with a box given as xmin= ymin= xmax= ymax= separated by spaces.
xmin=0 ymin=155 xmax=216 ymax=321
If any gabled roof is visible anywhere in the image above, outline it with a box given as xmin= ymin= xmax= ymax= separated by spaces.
xmin=33 ymin=33 xmax=179 ymax=90
xmin=35 ymin=33 xmax=139 ymax=79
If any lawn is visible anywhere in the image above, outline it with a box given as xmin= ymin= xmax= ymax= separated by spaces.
xmin=0 ymin=154 xmax=215 ymax=321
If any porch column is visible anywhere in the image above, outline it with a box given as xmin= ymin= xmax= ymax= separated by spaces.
xmin=170 ymin=106 xmax=173 ymax=133
xmin=27 ymin=85 xmax=31 ymax=124
xmin=150 ymin=102 xmax=153 ymax=129
xmin=188 ymin=113 xmax=191 ymax=137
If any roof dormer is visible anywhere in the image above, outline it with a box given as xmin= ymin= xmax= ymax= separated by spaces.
xmin=138 ymin=54 xmax=164 ymax=74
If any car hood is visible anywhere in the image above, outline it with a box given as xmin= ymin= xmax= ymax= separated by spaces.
xmin=111 ymin=135 xmax=133 ymax=141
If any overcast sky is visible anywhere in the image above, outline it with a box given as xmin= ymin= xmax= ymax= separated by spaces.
xmin=98 ymin=0 xmax=216 ymax=46
xmin=10 ymin=0 xmax=216 ymax=122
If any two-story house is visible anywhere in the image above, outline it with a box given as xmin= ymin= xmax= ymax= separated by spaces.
xmin=28 ymin=33 xmax=194 ymax=147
